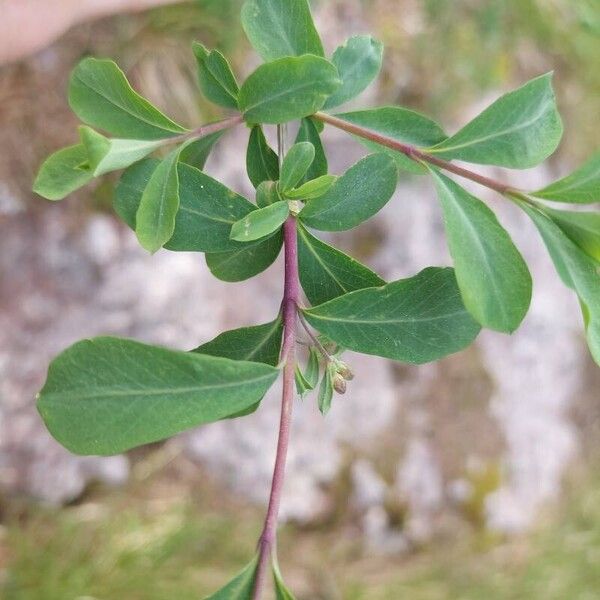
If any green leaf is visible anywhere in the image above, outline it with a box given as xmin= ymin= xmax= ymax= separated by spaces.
xmin=239 ymin=55 xmax=341 ymax=125
xmin=295 ymin=366 xmax=314 ymax=397
xmin=37 ymin=338 xmax=279 ymax=456
xmin=115 ymin=159 xmax=259 ymax=253
xmin=300 ymin=154 xmax=398 ymax=231
xmin=318 ymin=366 xmax=335 ymax=415
xmin=69 ymin=58 xmax=186 ymax=140
xmin=295 ymin=347 xmax=320 ymax=397
xmin=256 ymin=181 xmax=284 ymax=208
xmin=194 ymin=317 xmax=283 ymax=366
xmin=543 ymin=207 xmax=600 ymax=262
xmin=429 ymin=73 xmax=563 ymax=168
xmin=79 ymin=126 xmax=164 ymax=176
xmin=273 ymin=563 xmax=297 ymax=599
xmin=285 ymin=175 xmax=337 ymax=200
xmin=203 ymin=556 xmax=258 ymax=600
xmin=532 ymin=151 xmax=600 ymax=204
xmin=247 ymin=126 xmax=280 ymax=188
xmin=323 ymin=35 xmax=383 ymax=110
xmin=305 ymin=347 xmax=320 ymax=388
xmin=279 ymin=142 xmax=315 ymax=192
xmin=241 ymin=0 xmax=324 ymax=61
xmin=135 ymin=147 xmax=183 ymax=253
xmin=230 ymin=201 xmax=289 ymax=242
xmin=303 ymin=267 xmax=481 ymax=364
xmin=179 ymin=131 xmax=224 ymax=170
xmin=430 ymin=170 xmax=532 ymax=332
xmin=518 ymin=203 xmax=600 ymax=365
xmin=33 ymin=144 xmax=93 ymax=200
xmin=206 ymin=231 xmax=284 ymax=282
xmin=335 ymin=107 xmax=447 ymax=173
xmin=298 ymin=223 xmax=385 ymax=305
xmin=295 ymin=118 xmax=328 ymax=182
xmin=192 ymin=42 xmax=239 ymax=109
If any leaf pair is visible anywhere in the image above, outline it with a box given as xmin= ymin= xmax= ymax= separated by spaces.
xmin=34 ymin=58 xmax=188 ymax=201
xmin=240 ymin=0 xmax=385 ymax=125
xmin=519 ymin=203 xmax=600 ymax=365
xmin=115 ymin=159 xmax=285 ymax=281
xmin=233 ymin=139 xmax=335 ymax=243
xmin=200 ymin=555 xmax=296 ymax=599
xmin=242 ymin=0 xmax=383 ymax=109
xmin=333 ymin=73 xmax=563 ymax=174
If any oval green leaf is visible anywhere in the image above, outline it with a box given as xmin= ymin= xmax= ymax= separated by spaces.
xmin=519 ymin=203 xmax=600 ymax=366
xmin=544 ymin=207 xmax=600 ymax=262
xmin=298 ymin=223 xmax=385 ymax=305
xmin=247 ymin=126 xmax=280 ymax=188
xmin=279 ymin=142 xmax=315 ymax=192
xmin=430 ymin=170 xmax=532 ymax=332
xmin=239 ymin=55 xmax=341 ymax=125
xmin=37 ymin=338 xmax=279 ymax=456
xmin=179 ymin=131 xmax=224 ymax=170
xmin=285 ymin=175 xmax=337 ymax=200
xmin=79 ymin=126 xmax=164 ymax=176
xmin=429 ymin=73 xmax=563 ymax=168
xmin=69 ymin=58 xmax=186 ymax=140
xmin=135 ymin=147 xmax=182 ymax=253
xmin=33 ymin=144 xmax=93 ymax=201
xmin=241 ymin=0 xmax=324 ymax=61
xmin=206 ymin=231 xmax=284 ymax=282
xmin=323 ymin=35 xmax=383 ymax=110
xmin=295 ymin=117 xmax=328 ymax=182
xmin=115 ymin=159 xmax=259 ymax=253
xmin=299 ymin=153 xmax=398 ymax=231
xmin=192 ymin=42 xmax=239 ymax=109
xmin=303 ymin=267 xmax=481 ymax=364
xmin=256 ymin=180 xmax=284 ymax=208
xmin=230 ymin=200 xmax=289 ymax=242
xmin=194 ymin=318 xmax=283 ymax=366
xmin=532 ymin=151 xmax=600 ymax=204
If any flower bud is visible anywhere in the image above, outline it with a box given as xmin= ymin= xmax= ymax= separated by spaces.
xmin=335 ymin=362 xmax=354 ymax=381
xmin=333 ymin=374 xmax=347 ymax=395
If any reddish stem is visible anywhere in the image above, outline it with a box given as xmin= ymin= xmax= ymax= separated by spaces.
xmin=313 ymin=111 xmax=520 ymax=195
xmin=252 ymin=215 xmax=299 ymax=599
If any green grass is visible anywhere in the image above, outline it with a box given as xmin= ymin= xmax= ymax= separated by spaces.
xmin=2 ymin=467 xmax=600 ymax=599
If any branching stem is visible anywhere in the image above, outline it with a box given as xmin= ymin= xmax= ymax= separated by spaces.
xmin=163 ymin=114 xmax=244 ymax=148
xmin=298 ymin=310 xmax=334 ymax=362
xmin=312 ymin=111 xmax=524 ymax=197
xmin=252 ymin=128 xmax=299 ymax=600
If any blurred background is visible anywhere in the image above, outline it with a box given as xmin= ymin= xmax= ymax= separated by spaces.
xmin=0 ymin=0 xmax=599 ymax=598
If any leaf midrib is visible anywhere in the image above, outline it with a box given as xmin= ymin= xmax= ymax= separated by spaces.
xmin=75 ymin=72 xmax=184 ymax=135
xmin=436 ymin=176 xmax=510 ymax=323
xmin=305 ymin=308 xmax=468 ymax=326
xmin=42 ymin=370 xmax=277 ymax=403
xmin=243 ymin=78 xmax=329 ymax=115
xmin=430 ymin=95 xmax=552 ymax=154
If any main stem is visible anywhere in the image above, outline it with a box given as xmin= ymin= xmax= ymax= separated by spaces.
xmin=252 ymin=129 xmax=299 ymax=600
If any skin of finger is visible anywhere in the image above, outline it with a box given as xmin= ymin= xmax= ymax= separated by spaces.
xmin=0 ymin=0 xmax=181 ymax=65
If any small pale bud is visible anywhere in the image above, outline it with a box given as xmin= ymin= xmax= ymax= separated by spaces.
xmin=336 ymin=362 xmax=354 ymax=381
xmin=333 ymin=374 xmax=347 ymax=395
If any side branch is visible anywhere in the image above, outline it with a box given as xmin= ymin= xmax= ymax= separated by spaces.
xmin=160 ymin=114 xmax=244 ymax=149
xmin=313 ymin=111 xmax=520 ymax=196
